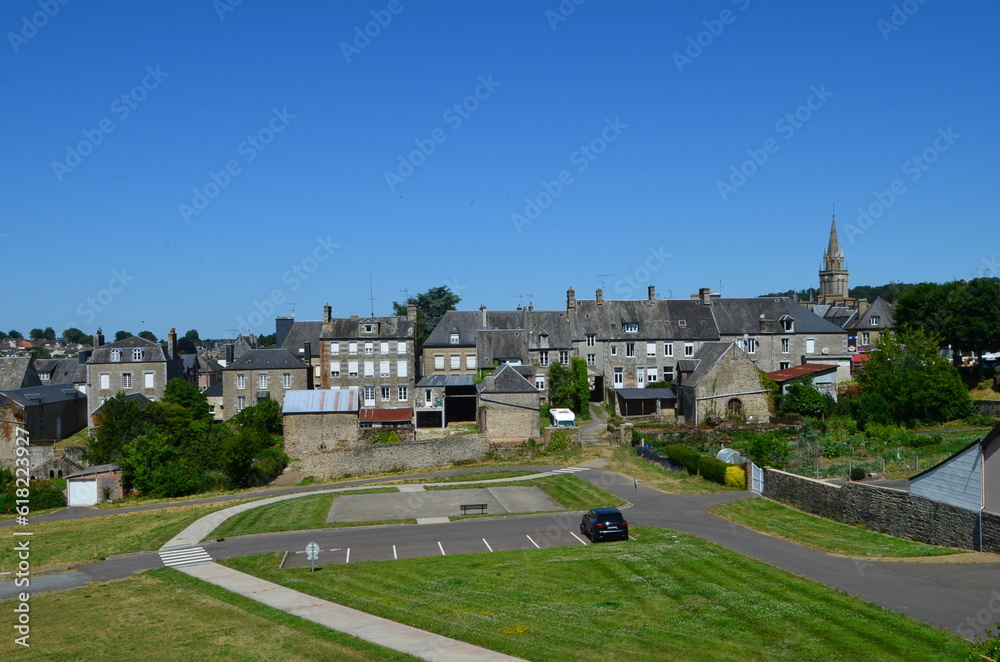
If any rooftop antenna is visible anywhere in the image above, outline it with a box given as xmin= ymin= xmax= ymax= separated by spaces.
xmin=597 ymin=274 xmax=611 ymax=290
xmin=517 ymin=293 xmax=534 ymax=307
xmin=369 ymin=271 xmax=375 ymax=316
xmin=226 ymin=328 xmax=239 ymax=340
xmin=288 ymin=302 xmax=300 ymax=317
xmin=400 ymin=288 xmax=409 ymax=301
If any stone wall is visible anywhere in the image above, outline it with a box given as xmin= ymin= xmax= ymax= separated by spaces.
xmin=974 ymin=400 xmax=1000 ymax=418
xmin=762 ymin=468 xmax=1000 ymax=552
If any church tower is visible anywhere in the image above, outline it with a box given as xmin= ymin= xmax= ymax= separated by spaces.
xmin=817 ymin=215 xmax=850 ymax=304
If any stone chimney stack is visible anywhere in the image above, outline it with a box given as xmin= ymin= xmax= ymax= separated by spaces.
xmin=528 ymin=302 xmax=534 ymax=312
xmin=479 ymin=305 xmax=487 ymax=328
xmin=407 ymin=303 xmax=418 ymax=321
xmin=648 ymin=285 xmax=656 ymax=302
xmin=167 ymin=328 xmax=178 ymax=359
xmin=94 ymin=329 xmax=104 ymax=348
xmin=323 ymin=304 xmax=332 ymax=324
xmin=699 ymin=288 xmax=711 ymax=305
xmin=566 ymin=287 xmax=576 ymax=312
xmin=596 ymin=288 xmax=604 ymax=305
xmin=225 ymin=342 xmax=235 ymax=364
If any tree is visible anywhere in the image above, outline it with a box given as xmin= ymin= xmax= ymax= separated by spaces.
xmin=257 ymin=333 xmax=276 ymax=347
xmin=119 ymin=432 xmax=201 ymax=497
xmin=84 ymin=394 xmax=146 ymax=465
xmin=177 ymin=329 xmax=200 ymax=355
xmin=0 ymin=331 xmax=6 ymax=341
xmin=29 ymin=328 xmax=44 ymax=340
xmin=43 ymin=327 xmax=55 ymax=340
xmin=744 ymin=433 xmax=793 ymax=469
xmin=547 ymin=357 xmax=591 ymax=417
xmin=162 ymin=378 xmax=211 ymax=423
xmin=782 ymin=378 xmax=832 ymax=418
xmin=137 ymin=330 xmax=158 ymax=342
xmin=229 ymin=398 xmax=283 ymax=434
xmin=392 ymin=285 xmax=461 ymax=345
xmin=853 ymin=329 xmax=972 ymax=428
xmin=114 ymin=330 xmax=133 ymax=342
xmin=7 ymin=330 xmax=22 ymax=339
xmin=63 ymin=327 xmax=86 ymax=344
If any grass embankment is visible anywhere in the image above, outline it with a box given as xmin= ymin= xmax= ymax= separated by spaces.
xmin=223 ymin=527 xmax=967 ymax=662
xmin=0 ymin=569 xmax=417 ymax=661
xmin=392 ymin=470 xmax=539 ymax=484
xmin=605 ymin=446 xmax=737 ymax=494
xmin=209 ymin=488 xmax=402 ymax=539
xmin=711 ymin=498 xmax=963 ymax=558
xmin=425 ymin=473 xmax=626 ymax=512
xmin=0 ymin=500 xmax=256 ymax=572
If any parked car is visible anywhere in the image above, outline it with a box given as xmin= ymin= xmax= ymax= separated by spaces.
xmin=580 ymin=507 xmax=629 ymax=542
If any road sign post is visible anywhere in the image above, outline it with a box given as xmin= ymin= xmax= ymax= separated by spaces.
xmin=306 ymin=541 xmax=319 ymax=573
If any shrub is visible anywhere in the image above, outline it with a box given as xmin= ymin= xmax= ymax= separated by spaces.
xmin=822 ymin=439 xmax=853 ymax=458
xmin=724 ymin=465 xmax=747 ymax=490
xmin=744 ymin=434 xmax=793 ymax=469
xmin=375 ymin=430 xmax=403 ymax=444
xmin=698 ymin=456 xmax=728 ymax=485
xmin=663 ymin=444 xmax=701 ymax=475
xmin=850 ymin=467 xmax=866 ymax=481
xmin=547 ymin=429 xmax=574 ymax=453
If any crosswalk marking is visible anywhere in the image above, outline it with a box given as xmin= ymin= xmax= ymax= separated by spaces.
xmin=552 ymin=467 xmax=590 ymax=473
xmin=159 ymin=546 xmax=212 ymax=568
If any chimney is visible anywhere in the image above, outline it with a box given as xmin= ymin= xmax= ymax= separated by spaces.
xmin=78 ymin=350 xmax=92 ymax=364
xmin=94 ymin=329 xmax=104 ymax=348
xmin=648 ymin=285 xmax=656 ymax=302
xmin=225 ymin=342 xmax=235 ymax=364
xmin=303 ymin=342 xmax=312 ymax=363
xmin=275 ymin=316 xmax=294 ymax=348
xmin=566 ymin=287 xmax=576 ymax=312
xmin=479 ymin=305 xmax=487 ymax=328
xmin=407 ymin=303 xmax=418 ymax=321
xmin=323 ymin=304 xmax=332 ymax=324
xmin=699 ymin=288 xmax=711 ymax=305
xmin=528 ymin=302 xmax=534 ymax=312
xmin=596 ymin=288 xmax=604 ymax=305
xmin=168 ymin=328 xmax=177 ymax=359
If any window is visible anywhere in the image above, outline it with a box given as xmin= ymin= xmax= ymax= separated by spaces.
xmin=535 ymin=376 xmax=546 ymax=391
xmin=664 ymin=343 xmax=673 ymax=357
xmin=870 ymin=316 xmax=880 ymax=326
xmin=132 ymin=348 xmax=144 ymax=361
xmin=259 ymin=373 xmax=269 ymax=389
xmin=397 ymin=360 xmax=408 ymax=378
xmin=624 ymin=323 xmax=638 ymax=333
xmin=647 ymin=367 xmax=658 ymax=382
xmin=144 ymin=372 xmax=155 ymax=389
xmin=100 ymin=373 xmax=110 ymax=390
xmin=610 ymin=345 xmax=618 ymax=357
xmin=397 ymin=385 xmax=408 ymax=401
xmin=466 ymin=355 xmax=476 ymax=370
xmin=781 ymin=338 xmax=790 ymax=354
xmin=779 ymin=361 xmax=791 ymax=370
xmin=110 ymin=349 xmax=122 ymax=362
xmin=330 ymin=361 xmax=341 ymax=378
xmin=282 ymin=373 xmax=292 ymax=388
xmin=364 ymin=324 xmax=374 ymax=333
xmin=637 ymin=367 xmax=645 ymax=386
xmin=348 ymin=341 xmax=358 ymax=353
xmin=450 ymin=333 xmax=460 ymax=344
xmin=121 ymin=373 xmax=132 ymax=389
xmin=664 ymin=366 xmax=674 ymax=383
xmin=434 ymin=355 xmax=445 ymax=370
xmin=559 ymin=350 xmax=568 ymax=364
xmin=364 ymin=361 xmax=374 ymax=377
xmin=678 ymin=320 xmax=687 ymax=328
xmin=539 ymin=333 xmax=549 ymax=348
xmin=380 ymin=341 xmax=389 ymax=354
xmin=39 ymin=372 xmax=51 ymax=382
xmin=380 ymin=360 xmax=390 ymax=377
xmin=380 ymin=386 xmax=391 ymax=402
xmin=740 ymin=338 xmax=758 ymax=354
xmin=539 ymin=351 xmax=549 ymax=367
xmin=806 ymin=337 xmax=815 ymax=354
xmin=646 ymin=342 xmax=656 ymax=357
xmin=613 ymin=368 xmax=624 ymax=386
xmin=626 ymin=343 xmax=635 ymax=358
xmin=397 ymin=341 xmax=406 ymax=354
xmin=586 ymin=334 xmax=596 ymax=347
xmin=237 ymin=395 xmax=246 ymax=411
xmin=684 ymin=343 xmax=694 ymax=357
xmin=237 ymin=374 xmax=246 ymax=390
xmin=348 ymin=361 xmax=359 ymax=377
xmin=447 ymin=354 xmax=458 ymax=370
xmin=330 ymin=341 xmax=340 ymax=354
xmin=780 ymin=317 xmax=794 ymax=332
xmin=363 ymin=386 xmax=375 ymax=404
xmin=861 ymin=331 xmax=870 ymax=345
xmin=587 ymin=353 xmax=596 ymax=366
xmin=364 ymin=342 xmax=374 ymax=354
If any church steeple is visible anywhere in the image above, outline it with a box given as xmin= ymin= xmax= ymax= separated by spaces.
xmin=818 ymin=212 xmax=849 ymax=304
xmin=824 ymin=215 xmax=843 ymax=271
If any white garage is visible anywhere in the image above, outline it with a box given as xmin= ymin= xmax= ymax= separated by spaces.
xmin=65 ymin=464 xmax=122 ymax=506
xmin=67 ymin=478 xmax=98 ymax=506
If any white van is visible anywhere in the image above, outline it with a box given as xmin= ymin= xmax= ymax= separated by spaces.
xmin=550 ymin=408 xmax=576 ymax=427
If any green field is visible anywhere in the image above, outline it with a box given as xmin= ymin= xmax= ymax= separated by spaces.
xmin=222 ymin=527 xmax=967 ymax=661
xmin=711 ymin=497 xmax=964 ymax=558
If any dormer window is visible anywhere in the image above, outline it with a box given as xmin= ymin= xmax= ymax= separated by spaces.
xmin=110 ymin=349 xmax=122 ymax=362
xmin=539 ymin=333 xmax=549 ymax=348
xmin=678 ymin=320 xmax=687 ymax=328
xmin=779 ymin=316 xmax=794 ymax=332
xmin=624 ymin=323 xmax=638 ymax=333
xmin=132 ymin=348 xmax=144 ymax=361
xmin=870 ymin=316 xmax=880 ymax=326
xmin=363 ymin=324 xmax=374 ymax=334
xmin=450 ymin=333 xmax=460 ymax=344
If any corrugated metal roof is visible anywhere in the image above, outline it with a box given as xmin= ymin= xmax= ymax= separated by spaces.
xmin=359 ymin=407 xmax=413 ymax=422
xmin=282 ymin=389 xmax=358 ymax=413
xmin=766 ymin=363 xmax=839 ymax=383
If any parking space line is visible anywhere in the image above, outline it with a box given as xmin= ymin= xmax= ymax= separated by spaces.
xmin=482 ymin=538 xmax=493 ymax=552
xmin=570 ymin=532 xmax=589 ymax=545
xmin=346 ymin=548 xmax=350 ymax=564
xmin=393 ymin=544 xmax=397 ymax=560
xmin=526 ymin=535 xmax=540 ymax=549
xmin=438 ymin=541 xmax=446 ymax=556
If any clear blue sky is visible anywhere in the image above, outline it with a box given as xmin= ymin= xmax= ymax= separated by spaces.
xmin=2 ymin=0 xmax=996 ymax=339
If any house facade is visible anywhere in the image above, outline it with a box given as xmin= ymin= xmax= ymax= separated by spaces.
xmin=85 ymin=330 xmax=184 ymax=422
xmin=221 ymin=348 xmax=310 ymax=419
xmin=675 ymin=342 xmax=771 ymax=425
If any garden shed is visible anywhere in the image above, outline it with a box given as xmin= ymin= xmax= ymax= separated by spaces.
xmin=910 ymin=424 xmax=1000 ymax=513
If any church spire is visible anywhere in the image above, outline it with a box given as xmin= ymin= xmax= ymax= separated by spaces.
xmin=823 ymin=214 xmax=843 ymax=271
xmin=818 ymin=210 xmax=849 ymax=304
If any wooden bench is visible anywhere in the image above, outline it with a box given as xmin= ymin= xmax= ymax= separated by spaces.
xmin=460 ymin=503 xmax=488 ymax=515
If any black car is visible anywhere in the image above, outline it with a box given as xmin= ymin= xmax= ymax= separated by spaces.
xmin=580 ymin=508 xmax=629 ymax=542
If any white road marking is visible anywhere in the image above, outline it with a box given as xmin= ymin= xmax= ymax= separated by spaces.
xmin=438 ymin=541 xmax=446 ymax=556
xmin=159 ymin=546 xmax=212 ymax=567
xmin=393 ymin=544 xmax=397 ymax=560
xmin=482 ymin=538 xmax=493 ymax=552
xmin=570 ymin=532 xmax=589 ymax=545
xmin=526 ymin=535 xmax=540 ymax=549
xmin=346 ymin=548 xmax=350 ymax=564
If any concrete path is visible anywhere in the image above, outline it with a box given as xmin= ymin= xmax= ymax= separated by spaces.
xmin=178 ymin=561 xmax=525 ymax=662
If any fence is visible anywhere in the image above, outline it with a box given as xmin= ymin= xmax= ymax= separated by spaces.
xmin=786 ymin=450 xmax=952 ymax=479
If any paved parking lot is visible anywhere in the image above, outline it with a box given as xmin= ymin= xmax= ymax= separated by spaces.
xmin=327 ymin=486 xmax=563 ymax=522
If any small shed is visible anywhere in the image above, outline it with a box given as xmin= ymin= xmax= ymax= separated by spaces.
xmin=359 ymin=407 xmax=414 ymax=429
xmin=765 ymin=363 xmax=840 ymax=401
xmin=66 ymin=464 xmax=123 ymax=506
xmin=615 ymin=388 xmax=676 ymax=417
xmin=910 ymin=424 xmax=1000 ymax=513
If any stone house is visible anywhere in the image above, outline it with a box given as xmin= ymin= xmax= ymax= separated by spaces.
xmin=276 ymin=315 xmax=325 ymax=385
xmin=0 ymin=383 xmax=88 ymax=470
xmin=319 ymin=305 xmax=417 ymax=410
xmin=182 ymin=352 xmax=224 ymax=390
xmin=85 ymin=329 xmax=184 ymax=424
xmin=282 ymin=389 xmax=360 ymax=472
xmin=675 ymin=342 xmax=771 ymax=425
xmin=222 ymin=348 xmax=310 ymax=419
xmin=35 ymin=355 xmax=88 ymax=393
xmin=477 ymin=363 xmax=540 ymax=441
xmin=0 ymin=356 xmax=42 ymax=390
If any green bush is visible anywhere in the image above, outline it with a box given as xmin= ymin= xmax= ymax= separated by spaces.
xmin=822 ymin=439 xmax=853 ymax=458
xmin=850 ymin=467 xmax=866 ymax=481
xmin=698 ymin=456 xmax=728 ymax=485
xmin=724 ymin=465 xmax=747 ymax=490
xmin=663 ymin=445 xmax=701 ymax=475
xmin=547 ymin=429 xmax=574 ymax=453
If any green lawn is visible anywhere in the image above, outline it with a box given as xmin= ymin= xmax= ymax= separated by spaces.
xmin=0 ymin=570 xmax=416 ymax=661
xmin=426 ymin=473 xmax=626 ymax=511
xmin=208 ymin=489 xmax=402 ymax=540
xmin=605 ymin=446 xmax=737 ymax=494
xmin=711 ymin=497 xmax=964 ymax=557
xmin=222 ymin=527 xmax=967 ymax=662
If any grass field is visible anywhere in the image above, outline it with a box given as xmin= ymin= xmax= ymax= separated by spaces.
xmin=0 ymin=500 xmax=256 ymax=572
xmin=0 ymin=569 xmax=416 ymax=661
xmin=604 ymin=446 xmax=736 ymax=494
xmin=222 ymin=527 xmax=967 ymax=662
xmin=710 ymin=498 xmax=964 ymax=558
xmin=208 ymin=489 xmax=402 ymax=540
xmin=426 ymin=473 xmax=626 ymax=511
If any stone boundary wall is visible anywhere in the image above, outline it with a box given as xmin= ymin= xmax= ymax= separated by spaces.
xmin=298 ymin=434 xmax=489 ymax=479
xmin=762 ymin=468 xmax=1000 ymax=552
xmin=973 ymin=400 xmax=1000 ymax=418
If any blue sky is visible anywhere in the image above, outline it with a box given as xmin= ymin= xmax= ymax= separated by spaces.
xmin=2 ymin=0 xmax=996 ymax=339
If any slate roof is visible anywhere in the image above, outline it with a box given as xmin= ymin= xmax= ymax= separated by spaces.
xmin=91 ymin=392 xmax=151 ymax=416
xmin=0 ymin=357 xmax=41 ymax=390
xmin=679 ymin=342 xmax=736 ymax=388
xmin=233 ymin=335 xmax=257 ymax=359
xmin=847 ymin=297 xmax=896 ymax=331
xmin=711 ymin=298 xmax=845 ymax=335
xmin=524 ymin=310 xmax=573 ymax=348
xmin=0 ymin=383 xmax=84 ymax=408
xmin=88 ymin=336 xmax=172 ymax=364
xmin=416 ymin=375 xmax=477 ymax=387
xmin=320 ymin=316 xmax=414 ymax=340
xmin=283 ymin=389 xmax=358 ymax=413
xmin=203 ymin=381 xmax=223 ymax=398
xmin=34 ymin=358 xmax=86 ymax=385
xmin=477 ymin=329 xmax=527 ymax=368
xmin=66 ymin=463 xmax=121 ymax=479
xmin=225 ymin=349 xmax=308 ymax=371
xmin=616 ymin=388 xmax=676 ymax=400
xmin=278 ymin=321 xmax=325 ymax=358
xmin=423 ymin=310 xmax=527 ymax=347
xmin=572 ymin=299 xmax=720 ymax=341
xmin=480 ymin=363 xmax=537 ymax=393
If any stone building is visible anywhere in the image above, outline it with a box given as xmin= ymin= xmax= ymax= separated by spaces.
xmin=276 ymin=316 xmax=325 ymax=385
xmin=0 ymin=356 xmax=41 ymax=390
xmin=222 ymin=348 xmax=310 ymax=419
xmin=675 ymin=342 xmax=771 ymax=425
xmin=282 ymin=388 xmax=360 ymax=467
xmin=0 ymin=383 xmax=88 ymax=470
xmin=85 ymin=329 xmax=184 ymax=423
xmin=477 ymin=363 xmax=540 ymax=441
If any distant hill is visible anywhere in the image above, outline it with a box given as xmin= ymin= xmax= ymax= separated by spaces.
xmin=759 ymin=283 xmax=919 ymax=304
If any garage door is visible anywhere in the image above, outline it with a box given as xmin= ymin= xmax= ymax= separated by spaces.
xmin=68 ymin=479 xmax=98 ymax=506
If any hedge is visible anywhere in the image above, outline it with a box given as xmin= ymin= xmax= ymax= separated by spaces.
xmin=698 ymin=456 xmax=728 ymax=485
xmin=663 ymin=444 xmax=701 ymax=475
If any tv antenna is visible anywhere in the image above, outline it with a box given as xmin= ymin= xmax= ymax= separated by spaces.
xmin=369 ymin=272 xmax=375 ymax=316
xmin=288 ymin=302 xmax=300 ymax=317
xmin=597 ymin=274 xmax=611 ymax=290
xmin=517 ymin=293 xmax=534 ymax=307
xmin=400 ymin=288 xmax=409 ymax=300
